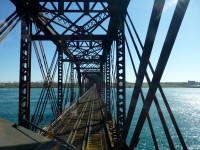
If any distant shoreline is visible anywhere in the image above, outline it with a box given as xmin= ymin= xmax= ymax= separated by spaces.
xmin=126 ymin=82 xmax=200 ymax=88
xmin=0 ymin=82 xmax=199 ymax=88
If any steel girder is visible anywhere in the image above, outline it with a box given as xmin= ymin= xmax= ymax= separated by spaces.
xmin=100 ymin=63 xmax=104 ymax=99
xmin=102 ymin=64 xmax=105 ymax=100
xmin=10 ymin=0 xmax=74 ymax=61
xmin=18 ymin=18 xmax=32 ymax=129
xmin=101 ymin=0 xmax=130 ymax=63
xmin=33 ymin=6 xmax=109 ymax=35
xmin=0 ymin=11 xmax=20 ymax=43
xmin=37 ymin=0 xmax=109 ymax=14
xmin=116 ymin=17 xmax=126 ymax=140
xmin=121 ymin=0 xmax=166 ymax=145
xmin=31 ymin=35 xmax=107 ymax=41
xmin=11 ymin=0 xmax=128 ymax=77
xmin=11 ymin=0 xmax=130 ymax=133
xmin=70 ymin=62 xmax=74 ymax=103
xmin=106 ymin=52 xmax=111 ymax=115
xmin=0 ymin=0 xmax=190 ymax=149
xmin=57 ymin=48 xmax=63 ymax=114
xmin=76 ymin=65 xmax=83 ymax=97
xmin=129 ymin=1 xmax=190 ymax=148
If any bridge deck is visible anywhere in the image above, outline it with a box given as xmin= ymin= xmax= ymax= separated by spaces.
xmin=46 ymin=86 xmax=109 ymax=150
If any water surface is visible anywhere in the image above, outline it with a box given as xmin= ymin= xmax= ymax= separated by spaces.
xmin=0 ymin=88 xmax=199 ymax=149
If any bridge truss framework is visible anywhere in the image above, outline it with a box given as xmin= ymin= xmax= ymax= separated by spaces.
xmin=0 ymin=0 xmax=190 ymax=149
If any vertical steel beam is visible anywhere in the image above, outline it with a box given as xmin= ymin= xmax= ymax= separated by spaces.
xmin=102 ymin=63 xmax=106 ymax=100
xmin=57 ymin=49 xmax=63 ymax=114
xmin=106 ymin=53 xmax=110 ymax=114
xmin=77 ymin=64 xmax=83 ymax=97
xmin=18 ymin=18 xmax=32 ymax=129
xmin=100 ymin=63 xmax=103 ymax=98
xmin=100 ymin=63 xmax=105 ymax=100
xmin=84 ymin=1 xmax=89 ymax=15
xmin=86 ymin=78 xmax=89 ymax=91
xmin=116 ymin=17 xmax=126 ymax=139
xmin=70 ymin=62 xmax=74 ymax=103
xmin=58 ymin=0 xmax=64 ymax=15
xmin=84 ymin=77 xmax=86 ymax=91
xmin=85 ymin=77 xmax=87 ymax=92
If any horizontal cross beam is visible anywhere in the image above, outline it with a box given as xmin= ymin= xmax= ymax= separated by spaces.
xmin=63 ymin=59 xmax=100 ymax=62
xmin=38 ymin=0 xmax=108 ymax=2
xmin=39 ymin=10 xmax=109 ymax=13
xmin=78 ymin=67 xmax=100 ymax=69
xmin=31 ymin=35 xmax=107 ymax=41
xmin=81 ymin=72 xmax=100 ymax=75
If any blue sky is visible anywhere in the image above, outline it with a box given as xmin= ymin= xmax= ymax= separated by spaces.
xmin=0 ymin=0 xmax=199 ymax=82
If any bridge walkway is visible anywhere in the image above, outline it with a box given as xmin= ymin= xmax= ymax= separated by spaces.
xmin=45 ymin=86 xmax=109 ymax=150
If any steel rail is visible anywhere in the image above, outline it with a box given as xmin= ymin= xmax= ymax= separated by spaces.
xmin=82 ymin=92 xmax=94 ymax=150
xmin=69 ymin=89 xmax=94 ymax=147
xmin=22 ymin=119 xmax=76 ymax=150
xmin=47 ymin=87 xmax=107 ymax=149
xmin=88 ymin=90 xmax=106 ymax=150
xmin=67 ymin=100 xmax=89 ymax=143
xmin=53 ymin=87 xmax=94 ymax=138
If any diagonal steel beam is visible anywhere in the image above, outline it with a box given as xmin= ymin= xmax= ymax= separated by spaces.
xmin=10 ymin=0 xmax=74 ymax=62
xmin=125 ymin=9 xmax=187 ymax=149
xmin=129 ymin=0 xmax=190 ymax=149
xmin=121 ymin=0 xmax=165 ymax=146
xmin=101 ymin=0 xmax=130 ymax=64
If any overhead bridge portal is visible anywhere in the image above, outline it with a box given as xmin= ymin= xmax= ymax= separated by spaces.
xmin=0 ymin=0 xmax=191 ymax=149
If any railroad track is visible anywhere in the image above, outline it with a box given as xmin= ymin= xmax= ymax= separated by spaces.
xmin=47 ymin=86 xmax=108 ymax=149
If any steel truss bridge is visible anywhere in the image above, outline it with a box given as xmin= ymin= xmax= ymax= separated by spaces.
xmin=0 ymin=0 xmax=190 ymax=149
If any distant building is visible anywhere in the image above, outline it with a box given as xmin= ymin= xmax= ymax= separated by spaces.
xmin=188 ymin=80 xmax=196 ymax=85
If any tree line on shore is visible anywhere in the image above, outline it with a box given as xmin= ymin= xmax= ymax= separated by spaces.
xmin=0 ymin=81 xmax=199 ymax=88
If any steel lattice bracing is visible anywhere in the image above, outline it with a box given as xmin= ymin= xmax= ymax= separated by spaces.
xmin=116 ymin=16 xmax=126 ymax=139
xmin=57 ymin=47 xmax=63 ymax=114
xmin=0 ymin=0 xmax=191 ymax=149
xmin=106 ymin=52 xmax=110 ymax=115
xmin=101 ymin=63 xmax=106 ymax=100
xmin=70 ymin=62 xmax=74 ymax=103
xmin=18 ymin=18 xmax=32 ymax=129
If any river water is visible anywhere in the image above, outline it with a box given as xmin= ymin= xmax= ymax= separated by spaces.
xmin=0 ymin=88 xmax=199 ymax=149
